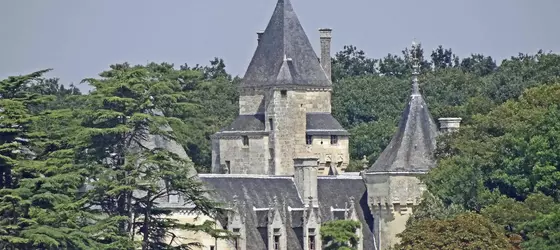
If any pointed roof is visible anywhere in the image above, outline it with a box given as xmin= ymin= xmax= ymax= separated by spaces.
xmin=367 ymin=47 xmax=438 ymax=173
xmin=242 ymin=0 xmax=331 ymax=88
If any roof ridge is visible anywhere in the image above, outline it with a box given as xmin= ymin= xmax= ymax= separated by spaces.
xmin=199 ymin=174 xmax=294 ymax=179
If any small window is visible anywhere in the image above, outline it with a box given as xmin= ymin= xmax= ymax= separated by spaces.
xmin=210 ymin=246 xmax=215 ymax=250
xmin=232 ymin=228 xmax=240 ymax=249
xmin=308 ymin=235 xmax=316 ymax=250
xmin=306 ymin=135 xmax=312 ymax=145
xmin=225 ymin=161 xmax=231 ymax=174
xmin=330 ymin=135 xmax=338 ymax=145
xmin=242 ymin=136 xmax=249 ymax=146
xmin=269 ymin=118 xmax=274 ymax=131
xmin=280 ymin=90 xmax=287 ymax=97
xmin=274 ymin=235 xmax=281 ymax=250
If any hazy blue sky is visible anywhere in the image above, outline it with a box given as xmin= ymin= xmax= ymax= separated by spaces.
xmin=1 ymin=0 xmax=559 ymax=91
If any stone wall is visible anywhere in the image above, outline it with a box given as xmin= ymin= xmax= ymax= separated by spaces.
xmin=215 ymin=88 xmax=342 ymax=176
xmin=303 ymin=90 xmax=331 ymax=113
xmin=267 ymin=89 xmax=307 ymax=175
xmin=217 ymin=134 xmax=270 ymax=174
xmin=306 ymin=135 xmax=349 ymax=175
xmin=211 ymin=137 xmax=221 ymax=173
xmin=365 ymin=173 xmax=427 ymax=250
xmin=239 ymin=88 xmax=266 ymax=115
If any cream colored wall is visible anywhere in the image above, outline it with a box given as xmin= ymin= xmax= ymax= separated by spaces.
xmin=266 ymin=90 xmax=307 ymax=175
xmin=303 ymin=91 xmax=331 ymax=113
xmin=366 ymin=173 xmax=427 ymax=250
xmin=166 ymin=212 xmax=233 ymax=250
xmin=239 ymin=89 xmax=266 ymax=115
xmin=306 ymin=135 xmax=349 ymax=175
xmin=218 ymin=135 xmax=270 ymax=174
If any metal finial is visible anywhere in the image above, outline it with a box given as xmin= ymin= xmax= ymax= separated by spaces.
xmin=411 ymin=40 xmax=420 ymax=76
xmin=411 ymin=40 xmax=421 ymax=95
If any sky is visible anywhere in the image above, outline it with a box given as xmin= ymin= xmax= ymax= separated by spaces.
xmin=1 ymin=0 xmax=559 ymax=91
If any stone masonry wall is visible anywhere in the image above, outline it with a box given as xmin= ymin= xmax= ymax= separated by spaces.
xmin=239 ymin=88 xmax=266 ymax=115
xmin=218 ymin=135 xmax=270 ymax=174
xmin=211 ymin=137 xmax=221 ymax=173
xmin=366 ymin=173 xmax=427 ymax=250
xmin=267 ymin=89 xmax=307 ymax=175
xmin=304 ymin=91 xmax=331 ymax=113
xmin=306 ymin=135 xmax=349 ymax=175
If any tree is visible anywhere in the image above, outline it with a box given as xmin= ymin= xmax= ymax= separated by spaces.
xmin=320 ymin=220 xmax=361 ymax=250
xmin=78 ymin=63 xmax=227 ymax=249
xmin=394 ymin=213 xmax=512 ymax=250
xmin=407 ymin=192 xmax=465 ymax=226
xmin=156 ymin=61 xmax=238 ymax=172
xmin=331 ymin=45 xmax=377 ymax=82
xmin=459 ymin=54 xmax=497 ymax=76
xmin=430 ymin=45 xmax=458 ymax=70
xmin=0 ymin=70 xmax=97 ymax=249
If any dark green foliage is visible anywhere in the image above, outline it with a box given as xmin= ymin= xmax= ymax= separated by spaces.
xmin=394 ymin=213 xmax=512 ymax=250
xmin=320 ymin=220 xmax=361 ymax=250
xmin=422 ymin=84 xmax=560 ymax=248
xmin=0 ymin=70 xmax=96 ymax=249
xmin=76 ymin=62 xmax=229 ymax=249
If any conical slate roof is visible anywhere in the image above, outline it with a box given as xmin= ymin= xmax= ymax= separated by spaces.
xmin=241 ymin=0 xmax=331 ymax=88
xmin=367 ymin=76 xmax=438 ymax=172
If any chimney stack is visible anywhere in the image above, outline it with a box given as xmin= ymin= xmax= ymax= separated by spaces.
xmin=438 ymin=117 xmax=462 ymax=133
xmin=319 ymin=28 xmax=332 ymax=81
xmin=257 ymin=31 xmax=264 ymax=45
xmin=294 ymin=157 xmax=319 ymax=207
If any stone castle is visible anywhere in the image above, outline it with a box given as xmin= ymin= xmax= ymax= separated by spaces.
xmin=164 ymin=0 xmax=463 ymax=249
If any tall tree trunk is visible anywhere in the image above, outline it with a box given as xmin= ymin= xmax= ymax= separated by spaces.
xmin=142 ymin=191 xmax=152 ymax=250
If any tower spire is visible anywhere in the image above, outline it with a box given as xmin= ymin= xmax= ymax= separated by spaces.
xmin=411 ymin=40 xmax=420 ymax=96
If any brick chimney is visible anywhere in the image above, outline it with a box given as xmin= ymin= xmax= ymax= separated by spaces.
xmin=257 ymin=31 xmax=264 ymax=45
xmin=294 ymin=157 xmax=319 ymax=207
xmin=438 ymin=117 xmax=462 ymax=133
xmin=319 ymin=28 xmax=332 ymax=81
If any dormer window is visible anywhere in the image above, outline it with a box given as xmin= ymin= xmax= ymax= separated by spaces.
xmin=274 ymin=235 xmax=280 ymax=250
xmin=308 ymin=228 xmax=317 ymax=250
xmin=242 ymin=136 xmax=249 ymax=146
xmin=232 ymin=228 xmax=240 ymax=249
xmin=280 ymin=90 xmax=287 ymax=97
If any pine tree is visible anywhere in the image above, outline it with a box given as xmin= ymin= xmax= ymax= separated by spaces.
xmin=78 ymin=63 xmax=228 ymax=249
xmin=0 ymin=70 xmax=96 ymax=249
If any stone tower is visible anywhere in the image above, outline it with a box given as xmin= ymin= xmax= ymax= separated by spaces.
xmin=363 ymin=41 xmax=439 ymax=249
xmin=211 ymin=0 xmax=349 ymax=176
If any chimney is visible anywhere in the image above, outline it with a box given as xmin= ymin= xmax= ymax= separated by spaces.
xmin=319 ymin=28 xmax=332 ymax=81
xmin=438 ymin=117 xmax=462 ymax=133
xmin=257 ymin=31 xmax=264 ymax=45
xmin=294 ymin=157 xmax=319 ymax=207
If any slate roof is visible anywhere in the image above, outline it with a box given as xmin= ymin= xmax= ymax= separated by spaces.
xmin=199 ymin=174 xmax=376 ymax=250
xmin=219 ymin=114 xmax=265 ymax=132
xmin=306 ymin=112 xmax=349 ymax=135
xmin=368 ymin=76 xmax=438 ymax=172
xmin=200 ymin=175 xmax=303 ymax=250
xmin=317 ymin=176 xmax=376 ymax=250
xmin=241 ymin=0 xmax=331 ymax=88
